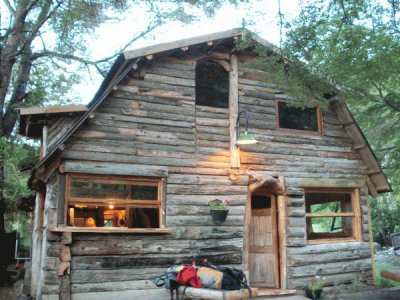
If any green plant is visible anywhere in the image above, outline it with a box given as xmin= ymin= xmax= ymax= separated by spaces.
xmin=308 ymin=276 xmax=325 ymax=291
xmin=209 ymin=199 xmax=230 ymax=211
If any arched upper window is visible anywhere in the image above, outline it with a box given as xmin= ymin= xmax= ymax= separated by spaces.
xmin=195 ymin=60 xmax=229 ymax=108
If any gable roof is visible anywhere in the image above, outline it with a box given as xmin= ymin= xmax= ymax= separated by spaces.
xmin=21 ymin=28 xmax=391 ymax=194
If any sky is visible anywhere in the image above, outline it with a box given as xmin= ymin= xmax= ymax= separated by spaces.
xmin=73 ymin=0 xmax=301 ymax=104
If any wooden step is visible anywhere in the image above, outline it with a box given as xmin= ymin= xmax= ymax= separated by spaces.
xmin=256 ymin=288 xmax=297 ymax=297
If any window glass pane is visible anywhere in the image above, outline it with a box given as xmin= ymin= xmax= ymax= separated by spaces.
xmin=251 ymin=195 xmax=271 ymax=209
xmin=196 ymin=60 xmax=229 ymax=108
xmin=306 ymin=193 xmax=352 ymax=213
xmin=278 ymin=102 xmax=319 ymax=132
xmin=131 ymin=185 xmax=158 ymax=200
xmin=307 ymin=216 xmax=353 ymax=240
xmin=67 ymin=204 xmax=159 ymax=229
xmin=70 ymin=179 xmax=158 ymax=201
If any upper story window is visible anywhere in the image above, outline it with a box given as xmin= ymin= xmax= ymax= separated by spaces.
xmin=305 ymin=189 xmax=361 ymax=243
xmin=66 ymin=174 xmax=163 ymax=229
xmin=195 ymin=60 xmax=229 ymax=108
xmin=277 ymin=101 xmax=322 ymax=133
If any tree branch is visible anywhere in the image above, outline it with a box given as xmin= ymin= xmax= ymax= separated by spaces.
xmin=2 ymin=0 xmax=16 ymax=16
xmin=18 ymin=0 xmax=63 ymax=57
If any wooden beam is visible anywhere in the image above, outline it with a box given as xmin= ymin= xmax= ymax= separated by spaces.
xmin=177 ymin=286 xmax=258 ymax=299
xmin=18 ymin=105 xmax=88 ymax=116
xmin=229 ymin=54 xmax=240 ymax=169
xmin=367 ymin=169 xmax=381 ymax=175
xmin=353 ymin=143 xmax=367 ymax=150
xmin=380 ymin=270 xmax=400 ymax=282
xmin=248 ymin=174 xmax=285 ymax=195
xmin=277 ymin=194 xmax=287 ymax=289
xmin=123 ymin=28 xmax=242 ymax=59
xmin=63 ymin=161 xmax=168 ymax=177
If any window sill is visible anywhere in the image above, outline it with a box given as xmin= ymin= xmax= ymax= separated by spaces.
xmin=49 ymin=226 xmax=172 ymax=234
xmin=307 ymin=237 xmax=358 ymax=245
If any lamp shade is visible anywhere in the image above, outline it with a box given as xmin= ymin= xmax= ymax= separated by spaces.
xmin=237 ymin=130 xmax=257 ymax=145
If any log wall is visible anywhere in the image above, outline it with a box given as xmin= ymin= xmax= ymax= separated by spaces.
xmin=237 ymin=53 xmax=372 ymax=288
xmin=36 ymin=51 xmax=373 ymax=299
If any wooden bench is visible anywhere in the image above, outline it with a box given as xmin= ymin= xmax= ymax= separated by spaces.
xmin=380 ymin=269 xmax=400 ymax=282
xmin=177 ymin=286 xmax=258 ymax=300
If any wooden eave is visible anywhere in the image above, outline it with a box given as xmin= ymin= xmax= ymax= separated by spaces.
xmin=331 ymin=100 xmax=391 ymax=194
xmin=18 ymin=105 xmax=88 ymax=138
xmin=25 ymin=29 xmax=391 ymax=195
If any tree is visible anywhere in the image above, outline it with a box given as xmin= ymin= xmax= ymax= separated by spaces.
xmin=275 ymin=0 xmax=400 ymax=244
xmin=0 ymin=0 xmax=244 ymax=234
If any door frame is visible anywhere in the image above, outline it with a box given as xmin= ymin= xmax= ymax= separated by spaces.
xmin=243 ymin=176 xmax=287 ymax=289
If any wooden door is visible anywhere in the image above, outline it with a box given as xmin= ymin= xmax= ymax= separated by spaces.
xmin=249 ymin=194 xmax=279 ymax=288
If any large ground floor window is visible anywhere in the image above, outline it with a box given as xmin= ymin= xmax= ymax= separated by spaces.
xmin=305 ymin=188 xmax=361 ymax=243
xmin=65 ymin=174 xmax=163 ymax=229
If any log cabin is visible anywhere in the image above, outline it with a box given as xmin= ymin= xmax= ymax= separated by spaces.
xmin=18 ymin=28 xmax=391 ymax=300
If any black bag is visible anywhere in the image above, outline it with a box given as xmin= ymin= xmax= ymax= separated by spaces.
xmin=220 ymin=267 xmax=252 ymax=298
xmin=154 ymin=271 xmax=178 ymax=289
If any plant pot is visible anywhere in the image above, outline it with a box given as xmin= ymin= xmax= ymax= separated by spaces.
xmin=304 ymin=288 xmax=322 ymax=299
xmin=210 ymin=210 xmax=228 ymax=224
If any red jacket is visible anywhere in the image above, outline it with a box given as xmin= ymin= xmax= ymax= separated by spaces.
xmin=176 ymin=266 xmax=202 ymax=288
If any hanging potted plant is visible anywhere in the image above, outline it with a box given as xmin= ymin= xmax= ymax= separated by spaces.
xmin=304 ymin=276 xmax=325 ymax=299
xmin=209 ymin=199 xmax=230 ymax=224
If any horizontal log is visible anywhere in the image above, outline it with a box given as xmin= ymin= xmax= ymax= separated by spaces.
xmin=71 ymin=279 xmax=155 ymax=293
xmin=63 ymin=161 xmax=168 ymax=177
xmin=62 ymin=238 xmax=243 ymax=256
xmin=103 ymin=96 xmax=194 ymax=115
xmin=167 ymin=194 xmax=246 ymax=206
xmin=70 ymin=289 xmax=173 ymax=300
xmin=380 ymin=270 xmax=400 ymax=282
xmin=142 ymin=65 xmax=195 ymax=79
xmin=167 ymin=174 xmax=248 ymax=186
xmin=144 ymin=73 xmax=195 ymax=87
xmin=287 ymin=270 xmax=373 ymax=289
xmin=113 ymin=89 xmax=194 ymax=105
xmin=177 ymin=286 xmax=258 ymax=300
xmin=288 ymin=258 xmax=372 ymax=278
xmin=166 ymin=215 xmax=244 ymax=227
xmin=287 ymin=248 xmax=371 ymax=267
xmin=93 ymin=112 xmax=194 ymax=128
xmin=287 ymin=242 xmax=370 ymax=255
xmin=62 ymin=150 xmax=197 ymax=168
xmin=167 ymin=184 xmax=248 ymax=195
xmin=167 ymin=205 xmax=244 ymax=216
xmin=71 ymin=251 xmax=242 ymax=270
xmin=71 ymin=267 xmax=164 ymax=283
xmin=98 ymin=106 xmax=195 ymax=123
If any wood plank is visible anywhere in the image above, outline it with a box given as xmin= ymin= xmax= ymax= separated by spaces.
xmin=123 ymin=28 xmax=241 ymax=59
xmin=63 ymin=161 xmax=168 ymax=177
xmin=177 ymin=286 xmax=258 ymax=300
xmin=229 ymin=54 xmax=240 ymax=168
xmin=380 ymin=270 xmax=400 ymax=282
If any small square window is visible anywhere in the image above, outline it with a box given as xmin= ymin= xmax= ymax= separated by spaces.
xmin=277 ymin=101 xmax=321 ymax=133
xmin=305 ymin=189 xmax=361 ymax=243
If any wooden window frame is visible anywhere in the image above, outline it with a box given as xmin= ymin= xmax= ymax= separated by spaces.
xmin=275 ymin=100 xmax=323 ymax=135
xmin=195 ymin=59 xmax=230 ymax=108
xmin=305 ymin=188 xmax=362 ymax=244
xmin=62 ymin=173 xmax=169 ymax=234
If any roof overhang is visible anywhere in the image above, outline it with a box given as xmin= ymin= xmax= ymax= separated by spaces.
xmin=18 ymin=105 xmax=88 ymax=138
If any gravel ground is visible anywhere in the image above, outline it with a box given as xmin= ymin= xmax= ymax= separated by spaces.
xmin=375 ymin=247 xmax=400 ymax=266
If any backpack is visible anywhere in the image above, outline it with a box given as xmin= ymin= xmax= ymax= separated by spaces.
xmin=218 ymin=267 xmax=252 ymax=298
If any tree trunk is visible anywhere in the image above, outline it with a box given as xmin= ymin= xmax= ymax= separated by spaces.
xmin=0 ymin=146 xmax=4 ymax=234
